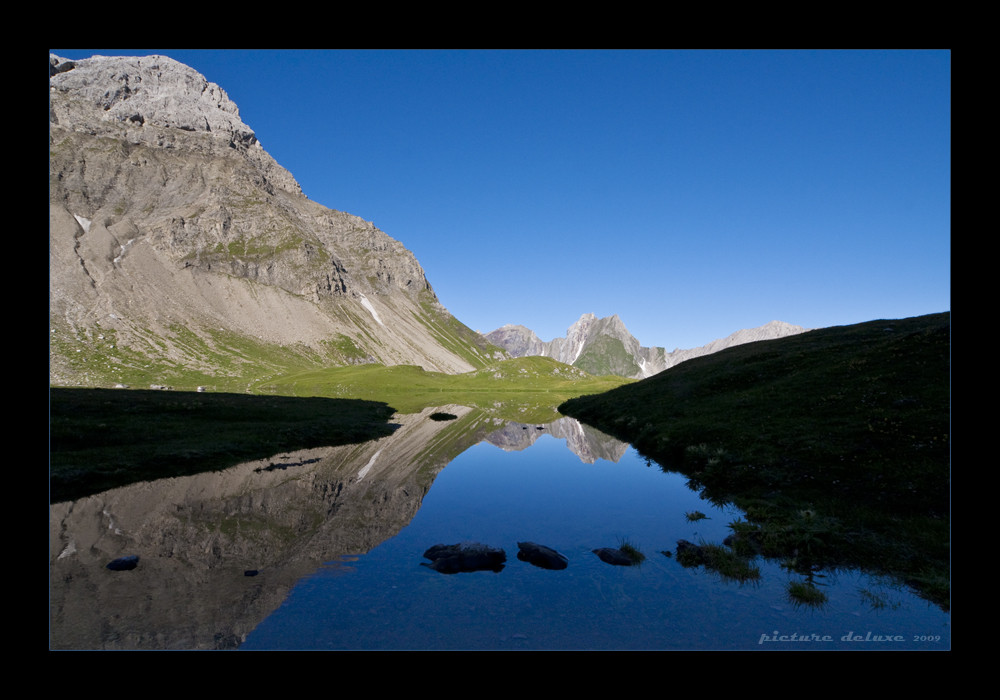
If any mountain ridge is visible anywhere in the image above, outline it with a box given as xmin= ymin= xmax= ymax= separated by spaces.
xmin=49 ymin=53 xmax=506 ymax=388
xmin=484 ymin=313 xmax=807 ymax=379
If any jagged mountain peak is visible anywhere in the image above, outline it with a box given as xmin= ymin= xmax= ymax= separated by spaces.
xmin=484 ymin=314 xmax=809 ymax=380
xmin=49 ymin=53 xmax=302 ymax=197
xmin=484 ymin=313 xmax=646 ymax=378
xmin=570 ymin=312 xmax=598 ymax=326
xmin=52 ymin=54 xmax=249 ymax=142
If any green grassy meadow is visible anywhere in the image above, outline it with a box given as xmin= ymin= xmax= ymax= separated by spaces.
xmin=255 ymin=356 xmax=631 ymax=416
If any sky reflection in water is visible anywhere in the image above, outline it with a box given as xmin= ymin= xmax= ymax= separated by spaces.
xmin=242 ymin=423 xmax=950 ymax=651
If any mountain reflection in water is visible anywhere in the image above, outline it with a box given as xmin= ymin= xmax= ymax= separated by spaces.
xmin=50 ymin=406 xmax=950 ymax=651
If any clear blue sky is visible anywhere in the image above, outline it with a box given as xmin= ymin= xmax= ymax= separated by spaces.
xmin=52 ymin=49 xmax=950 ymax=351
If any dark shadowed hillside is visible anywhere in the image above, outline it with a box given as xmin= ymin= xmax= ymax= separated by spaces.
xmin=560 ymin=312 xmax=950 ymax=609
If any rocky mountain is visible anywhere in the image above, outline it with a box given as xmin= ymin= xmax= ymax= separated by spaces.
xmin=49 ymin=53 xmax=506 ymax=389
xmin=484 ymin=313 xmax=807 ymax=379
xmin=485 ymin=314 xmax=661 ymax=379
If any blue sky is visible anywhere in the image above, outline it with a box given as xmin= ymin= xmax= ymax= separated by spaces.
xmin=52 ymin=50 xmax=950 ymax=350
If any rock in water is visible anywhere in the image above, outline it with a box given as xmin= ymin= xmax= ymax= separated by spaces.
xmin=422 ymin=543 xmax=506 ymax=574
xmin=516 ymin=541 xmax=569 ymax=570
xmin=593 ymin=547 xmax=638 ymax=566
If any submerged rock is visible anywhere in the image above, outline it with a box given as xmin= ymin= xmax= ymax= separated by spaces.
xmin=592 ymin=548 xmax=632 ymax=566
xmin=517 ymin=541 xmax=569 ymax=570
xmin=422 ymin=543 xmax=506 ymax=574
xmin=593 ymin=547 xmax=643 ymax=566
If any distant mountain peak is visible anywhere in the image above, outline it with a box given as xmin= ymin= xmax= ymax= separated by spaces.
xmin=483 ymin=314 xmax=808 ymax=379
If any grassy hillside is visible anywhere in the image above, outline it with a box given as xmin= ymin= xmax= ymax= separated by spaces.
xmin=49 ymin=317 xmax=365 ymax=393
xmin=49 ymin=301 xmax=508 ymax=392
xmin=560 ymin=312 xmax=950 ymax=609
xmin=574 ymin=335 xmax=641 ymax=377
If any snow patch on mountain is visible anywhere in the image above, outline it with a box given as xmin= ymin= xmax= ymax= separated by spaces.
xmin=358 ymin=294 xmax=384 ymax=327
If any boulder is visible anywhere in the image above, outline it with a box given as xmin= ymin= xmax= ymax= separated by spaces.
xmin=517 ymin=541 xmax=569 ymax=570
xmin=593 ymin=547 xmax=635 ymax=566
xmin=422 ymin=543 xmax=506 ymax=574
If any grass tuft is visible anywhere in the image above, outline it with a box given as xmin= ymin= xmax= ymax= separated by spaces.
xmin=787 ymin=581 xmax=828 ymax=608
xmin=617 ymin=536 xmax=646 ymax=564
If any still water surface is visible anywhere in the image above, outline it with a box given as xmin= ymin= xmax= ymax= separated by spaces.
xmin=241 ymin=414 xmax=950 ymax=651
xmin=50 ymin=406 xmax=949 ymax=650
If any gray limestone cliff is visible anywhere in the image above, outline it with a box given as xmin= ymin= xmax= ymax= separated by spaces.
xmin=49 ymin=53 xmax=504 ymax=386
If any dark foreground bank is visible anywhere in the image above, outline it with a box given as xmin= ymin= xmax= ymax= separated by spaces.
xmin=560 ymin=312 xmax=950 ymax=610
xmin=50 ymin=388 xmax=397 ymax=503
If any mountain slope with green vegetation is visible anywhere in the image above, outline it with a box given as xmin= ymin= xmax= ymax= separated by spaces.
xmin=560 ymin=312 xmax=950 ymax=609
xmin=573 ymin=335 xmax=641 ymax=377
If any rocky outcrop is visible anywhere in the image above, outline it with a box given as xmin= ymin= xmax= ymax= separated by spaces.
xmin=49 ymin=53 xmax=503 ymax=385
xmin=484 ymin=314 xmax=807 ymax=379
xmin=49 ymin=54 xmax=301 ymax=198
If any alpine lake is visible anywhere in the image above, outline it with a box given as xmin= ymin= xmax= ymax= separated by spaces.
xmin=50 ymin=401 xmax=950 ymax=651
